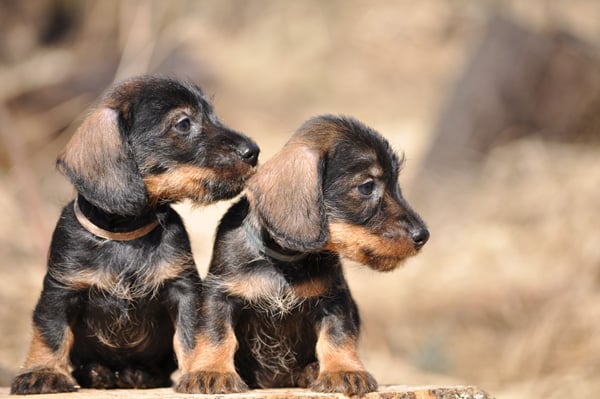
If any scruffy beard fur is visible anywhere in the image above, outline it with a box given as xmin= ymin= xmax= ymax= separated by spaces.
xmin=144 ymin=166 xmax=256 ymax=207
xmin=326 ymin=221 xmax=418 ymax=272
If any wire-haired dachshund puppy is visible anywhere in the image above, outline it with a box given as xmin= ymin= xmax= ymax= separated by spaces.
xmin=188 ymin=115 xmax=429 ymax=396
xmin=10 ymin=75 xmax=259 ymax=395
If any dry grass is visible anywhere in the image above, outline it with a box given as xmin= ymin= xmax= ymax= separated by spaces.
xmin=1 ymin=1 xmax=600 ymax=398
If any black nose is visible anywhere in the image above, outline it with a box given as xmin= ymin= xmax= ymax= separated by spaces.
xmin=237 ymin=141 xmax=260 ymax=166
xmin=410 ymin=227 xmax=429 ymax=249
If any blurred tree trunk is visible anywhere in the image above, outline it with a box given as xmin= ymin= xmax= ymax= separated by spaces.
xmin=421 ymin=16 xmax=600 ymax=178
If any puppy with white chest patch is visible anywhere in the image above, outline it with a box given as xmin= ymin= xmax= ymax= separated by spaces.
xmin=186 ymin=115 xmax=429 ymax=396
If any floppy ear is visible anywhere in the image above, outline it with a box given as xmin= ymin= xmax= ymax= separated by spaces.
xmin=57 ymin=107 xmax=149 ymax=216
xmin=246 ymin=142 xmax=328 ymax=252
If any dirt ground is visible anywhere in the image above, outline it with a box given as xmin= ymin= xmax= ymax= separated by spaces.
xmin=1 ymin=2 xmax=599 ymax=398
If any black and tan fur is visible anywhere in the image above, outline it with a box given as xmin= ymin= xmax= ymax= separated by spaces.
xmin=10 ymin=75 xmax=259 ymax=394
xmin=185 ymin=115 xmax=429 ymax=396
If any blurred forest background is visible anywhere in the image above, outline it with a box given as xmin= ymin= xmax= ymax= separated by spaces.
xmin=1 ymin=1 xmax=599 ymax=398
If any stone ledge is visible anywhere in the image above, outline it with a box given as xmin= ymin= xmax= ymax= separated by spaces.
xmin=0 ymin=385 xmax=494 ymax=399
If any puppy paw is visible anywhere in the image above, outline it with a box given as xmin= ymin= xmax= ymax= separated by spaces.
xmin=11 ymin=367 xmax=78 ymax=394
xmin=73 ymin=363 xmax=116 ymax=389
xmin=311 ymin=370 xmax=377 ymax=396
xmin=117 ymin=368 xmax=170 ymax=389
xmin=176 ymin=371 xmax=248 ymax=394
xmin=294 ymin=362 xmax=320 ymax=388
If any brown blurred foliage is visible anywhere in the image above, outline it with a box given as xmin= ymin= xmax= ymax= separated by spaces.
xmin=1 ymin=1 xmax=599 ymax=398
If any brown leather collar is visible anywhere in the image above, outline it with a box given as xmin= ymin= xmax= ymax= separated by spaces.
xmin=73 ymin=198 xmax=159 ymax=241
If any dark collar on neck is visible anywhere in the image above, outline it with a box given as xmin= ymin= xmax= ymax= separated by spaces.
xmin=242 ymin=218 xmax=308 ymax=263
xmin=73 ymin=195 xmax=160 ymax=241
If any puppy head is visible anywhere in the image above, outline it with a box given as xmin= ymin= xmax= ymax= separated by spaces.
xmin=246 ymin=115 xmax=428 ymax=271
xmin=58 ymin=75 xmax=259 ymax=216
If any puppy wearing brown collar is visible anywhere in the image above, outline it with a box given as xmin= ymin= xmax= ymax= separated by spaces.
xmin=11 ymin=75 xmax=259 ymax=394
xmin=185 ymin=115 xmax=429 ymax=396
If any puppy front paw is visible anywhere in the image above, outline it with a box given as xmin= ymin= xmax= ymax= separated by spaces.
xmin=294 ymin=361 xmax=320 ymax=388
xmin=72 ymin=363 xmax=116 ymax=389
xmin=175 ymin=371 xmax=248 ymax=394
xmin=117 ymin=367 xmax=171 ymax=389
xmin=11 ymin=367 xmax=78 ymax=395
xmin=311 ymin=370 xmax=377 ymax=396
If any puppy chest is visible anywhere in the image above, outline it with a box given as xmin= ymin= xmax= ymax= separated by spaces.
xmin=223 ymin=272 xmax=327 ymax=317
xmin=74 ymin=295 xmax=173 ymax=351
xmin=51 ymin=255 xmax=188 ymax=301
xmin=235 ymin=311 xmax=318 ymax=381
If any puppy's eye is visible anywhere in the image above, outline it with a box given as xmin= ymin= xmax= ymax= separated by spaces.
xmin=357 ymin=180 xmax=376 ymax=196
xmin=174 ymin=117 xmax=191 ymax=133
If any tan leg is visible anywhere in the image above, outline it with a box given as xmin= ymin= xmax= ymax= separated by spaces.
xmin=312 ymin=317 xmax=377 ymax=396
xmin=11 ymin=326 xmax=77 ymax=394
xmin=174 ymin=326 xmax=247 ymax=394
